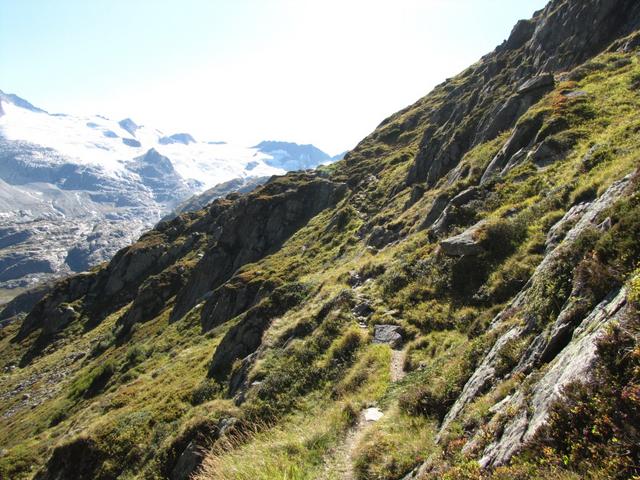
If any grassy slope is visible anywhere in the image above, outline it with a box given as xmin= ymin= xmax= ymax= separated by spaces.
xmin=0 ymin=48 xmax=639 ymax=480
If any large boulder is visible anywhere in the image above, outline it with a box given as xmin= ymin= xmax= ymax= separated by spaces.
xmin=440 ymin=221 xmax=486 ymax=256
xmin=373 ymin=324 xmax=403 ymax=348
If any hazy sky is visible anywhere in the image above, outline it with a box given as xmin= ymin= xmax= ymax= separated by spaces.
xmin=1 ymin=0 xmax=548 ymax=154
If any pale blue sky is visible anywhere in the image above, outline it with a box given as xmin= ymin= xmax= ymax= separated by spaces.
xmin=1 ymin=0 xmax=548 ymax=154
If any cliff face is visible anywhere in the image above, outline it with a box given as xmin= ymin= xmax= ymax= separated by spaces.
xmin=403 ymin=0 xmax=640 ymax=189
xmin=1 ymin=1 xmax=640 ymax=479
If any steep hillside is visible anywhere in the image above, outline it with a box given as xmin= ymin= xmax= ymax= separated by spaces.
xmin=1 ymin=1 xmax=640 ymax=479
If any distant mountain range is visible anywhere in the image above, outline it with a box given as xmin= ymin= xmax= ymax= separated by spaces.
xmin=0 ymin=90 xmax=337 ymax=298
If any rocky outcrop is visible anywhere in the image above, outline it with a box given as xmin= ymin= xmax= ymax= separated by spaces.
xmin=419 ymin=194 xmax=449 ymax=230
xmin=16 ymin=211 xmax=207 ymax=342
xmin=406 ymin=0 xmax=640 ymax=189
xmin=440 ymin=221 xmax=486 ymax=256
xmin=438 ymin=325 xmax=523 ymax=436
xmin=16 ymin=271 xmax=97 ymax=340
xmin=162 ymin=417 xmax=237 ymax=480
xmin=170 ymin=173 xmax=346 ymax=323
xmin=422 ymin=186 xmax=483 ymax=235
xmin=199 ymin=275 xmax=271 ymax=332
xmin=14 ymin=172 xmax=344 ymax=360
xmin=516 ymin=74 xmax=555 ymax=94
xmin=116 ymin=263 xmax=190 ymax=334
xmin=479 ymin=288 xmax=629 ymax=467
xmin=481 ymin=115 xmax=543 ymax=183
xmin=435 ymin=175 xmax=633 ymax=461
xmin=207 ymin=281 xmax=311 ymax=381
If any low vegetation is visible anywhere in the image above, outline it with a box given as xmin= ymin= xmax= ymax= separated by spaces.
xmin=1 ymin=7 xmax=640 ymax=480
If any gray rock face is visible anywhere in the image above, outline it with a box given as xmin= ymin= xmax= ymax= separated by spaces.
xmin=434 ymin=175 xmax=633 ymax=464
xmin=208 ymin=303 xmax=286 ymax=380
xmin=167 ymin=417 xmax=236 ymax=480
xmin=438 ymin=325 xmax=523 ymax=437
xmin=424 ymin=187 xmax=484 ymax=236
xmin=545 ymin=202 xmax=590 ymax=250
xmin=373 ymin=324 xmax=403 ymax=348
xmin=528 ymin=136 xmax=570 ymax=168
xmin=405 ymin=0 xmax=640 ymax=189
xmin=440 ymin=221 xmax=486 ymax=256
xmin=516 ymin=74 xmax=555 ymax=94
xmin=199 ymin=277 xmax=267 ymax=332
xmin=116 ymin=263 xmax=190 ymax=333
xmin=170 ymin=173 xmax=347 ymax=323
xmin=479 ymin=288 xmax=629 ymax=468
xmin=504 ymin=19 xmax=536 ymax=50
xmin=481 ymin=116 xmax=543 ymax=184
xmin=353 ymin=301 xmax=374 ymax=319
xmin=419 ymin=194 xmax=449 ymax=231
xmin=367 ymin=225 xmax=397 ymax=249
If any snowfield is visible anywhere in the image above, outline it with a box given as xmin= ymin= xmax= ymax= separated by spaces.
xmin=0 ymin=98 xmax=285 ymax=188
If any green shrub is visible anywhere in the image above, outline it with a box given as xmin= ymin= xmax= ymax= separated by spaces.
xmin=571 ymin=182 xmax=599 ymax=204
xmin=49 ymin=402 xmax=71 ymax=427
xmin=593 ymin=191 xmax=640 ymax=275
xmin=478 ymin=217 xmax=528 ymax=260
xmin=380 ymin=266 xmax=411 ymax=297
xmin=90 ymin=333 xmax=114 ymax=357
xmin=326 ymin=327 xmax=366 ymax=367
xmin=399 ymin=383 xmax=452 ymax=421
xmin=190 ymin=378 xmax=221 ymax=405
xmin=68 ymin=361 xmax=116 ymax=400
xmin=124 ymin=345 xmax=148 ymax=369
xmin=629 ymin=270 xmax=640 ymax=304
xmin=267 ymin=281 xmax=311 ymax=313
xmin=494 ymin=336 xmax=528 ymax=378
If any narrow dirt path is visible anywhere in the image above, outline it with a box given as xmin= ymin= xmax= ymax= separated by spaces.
xmin=321 ymin=346 xmax=405 ymax=478
xmin=390 ymin=348 xmax=406 ymax=382
xmin=320 ymin=408 xmax=382 ymax=480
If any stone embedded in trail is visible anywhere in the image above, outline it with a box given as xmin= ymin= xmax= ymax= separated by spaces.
xmin=363 ymin=407 xmax=384 ymax=422
xmin=373 ymin=324 xmax=403 ymax=348
xmin=352 ymin=301 xmax=374 ymax=318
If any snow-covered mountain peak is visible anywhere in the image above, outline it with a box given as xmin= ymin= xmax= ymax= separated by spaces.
xmin=0 ymin=90 xmax=338 ymax=295
xmin=0 ymin=93 xmax=291 ymax=188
